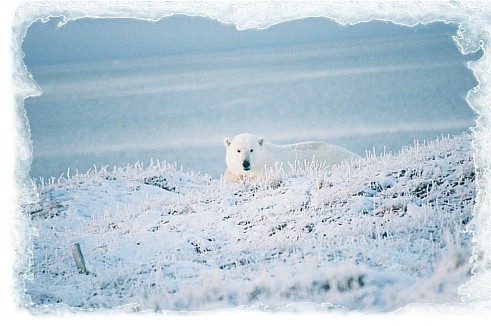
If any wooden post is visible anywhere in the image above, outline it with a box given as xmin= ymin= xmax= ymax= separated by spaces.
xmin=71 ymin=243 xmax=89 ymax=274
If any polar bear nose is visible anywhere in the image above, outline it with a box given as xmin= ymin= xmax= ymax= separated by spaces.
xmin=242 ymin=160 xmax=251 ymax=170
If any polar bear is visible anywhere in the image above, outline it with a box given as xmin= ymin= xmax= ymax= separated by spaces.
xmin=223 ymin=133 xmax=359 ymax=182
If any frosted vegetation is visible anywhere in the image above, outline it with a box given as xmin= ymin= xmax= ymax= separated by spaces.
xmin=23 ymin=133 xmax=477 ymax=312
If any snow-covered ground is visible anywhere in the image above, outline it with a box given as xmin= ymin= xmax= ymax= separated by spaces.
xmin=21 ymin=133 xmax=480 ymax=313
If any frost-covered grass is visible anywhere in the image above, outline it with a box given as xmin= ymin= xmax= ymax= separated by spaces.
xmin=21 ymin=133 xmax=477 ymax=313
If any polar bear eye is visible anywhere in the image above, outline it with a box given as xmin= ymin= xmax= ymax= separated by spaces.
xmin=237 ymin=150 xmax=241 ymax=153
xmin=250 ymin=149 xmax=254 ymax=152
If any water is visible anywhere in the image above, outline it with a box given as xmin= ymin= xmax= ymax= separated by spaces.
xmin=22 ymin=17 xmax=480 ymax=180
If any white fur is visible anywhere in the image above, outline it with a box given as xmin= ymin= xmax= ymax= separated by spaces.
xmin=223 ymin=133 xmax=359 ymax=182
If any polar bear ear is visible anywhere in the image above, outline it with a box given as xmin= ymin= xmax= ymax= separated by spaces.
xmin=258 ymin=137 xmax=265 ymax=146
xmin=224 ymin=137 xmax=231 ymax=148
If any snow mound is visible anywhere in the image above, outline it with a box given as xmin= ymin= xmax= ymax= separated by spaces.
xmin=21 ymin=134 xmax=477 ymax=313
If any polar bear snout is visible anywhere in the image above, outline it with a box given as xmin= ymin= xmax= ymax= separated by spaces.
xmin=242 ymin=160 xmax=251 ymax=171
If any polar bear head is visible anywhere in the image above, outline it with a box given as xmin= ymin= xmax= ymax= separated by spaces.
xmin=224 ymin=133 xmax=265 ymax=179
